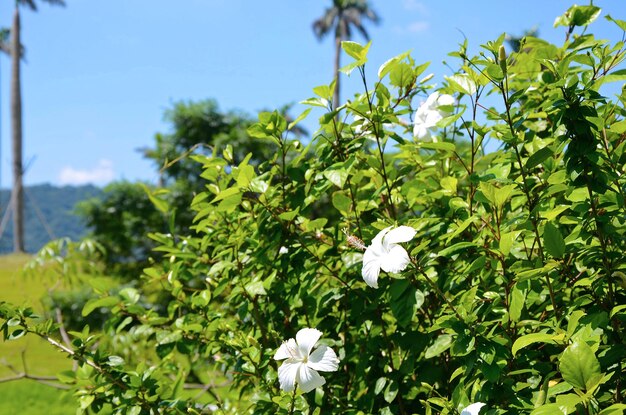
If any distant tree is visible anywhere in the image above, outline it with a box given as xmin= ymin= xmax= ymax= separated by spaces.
xmin=141 ymin=99 xmax=277 ymax=186
xmin=77 ymin=182 xmax=163 ymax=278
xmin=313 ymin=0 xmax=379 ymax=109
xmin=82 ymin=100 xmax=282 ymax=278
xmin=0 ymin=28 xmax=9 ymax=211
xmin=9 ymin=0 xmax=65 ymax=252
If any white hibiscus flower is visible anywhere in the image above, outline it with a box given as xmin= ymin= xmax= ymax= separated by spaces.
xmin=413 ymin=92 xmax=455 ymax=142
xmin=274 ymin=328 xmax=339 ymax=393
xmin=461 ymin=402 xmax=486 ymax=415
xmin=361 ymin=226 xmax=417 ymax=288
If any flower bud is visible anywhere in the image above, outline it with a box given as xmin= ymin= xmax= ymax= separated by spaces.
xmin=498 ymin=45 xmax=507 ymax=75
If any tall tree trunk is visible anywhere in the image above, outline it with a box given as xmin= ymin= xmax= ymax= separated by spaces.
xmin=333 ymin=31 xmax=341 ymax=110
xmin=11 ymin=7 xmax=24 ymax=253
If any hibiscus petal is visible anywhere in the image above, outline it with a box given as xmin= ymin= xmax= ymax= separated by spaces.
xmin=296 ymin=328 xmax=322 ymax=357
xmin=307 ymin=345 xmax=339 ymax=372
xmin=461 ymin=402 xmax=486 ymax=415
xmin=380 ymin=245 xmax=410 ymax=274
xmin=417 ymin=127 xmax=434 ymax=142
xmin=277 ymin=360 xmax=301 ymax=392
xmin=362 ymin=246 xmax=382 ymax=288
xmin=371 ymin=226 xmax=392 ymax=246
xmin=274 ymin=338 xmax=299 ymax=360
xmin=296 ymin=365 xmax=326 ymax=393
xmin=437 ymin=93 xmax=456 ymax=107
xmin=384 ymin=226 xmax=416 ymax=244
xmin=423 ymin=92 xmax=440 ymax=108
xmin=413 ymin=123 xmax=430 ymax=140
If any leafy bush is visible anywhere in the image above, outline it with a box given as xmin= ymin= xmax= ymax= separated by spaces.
xmin=2 ymin=4 xmax=626 ymax=414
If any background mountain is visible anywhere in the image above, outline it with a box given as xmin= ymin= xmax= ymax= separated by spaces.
xmin=0 ymin=184 xmax=102 ymax=253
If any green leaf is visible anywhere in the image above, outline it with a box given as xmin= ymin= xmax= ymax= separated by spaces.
xmin=418 ymin=141 xmax=456 ymax=152
xmin=540 ymin=205 xmax=570 ymax=221
xmin=555 ymin=394 xmax=583 ymax=412
xmin=509 ymin=283 xmax=526 ymax=323
xmin=559 ymin=341 xmax=602 ymax=391
xmin=526 ymin=147 xmax=554 ymax=169
xmin=512 ymin=333 xmax=557 ymax=356
xmin=119 ymin=287 xmax=140 ymax=304
xmin=339 ymin=61 xmax=362 ymax=76
xmin=445 ymin=74 xmax=476 ymax=95
xmin=236 ymin=164 xmax=255 ymax=188
xmin=332 ymin=191 xmax=352 ymax=213
xmin=494 ymin=184 xmax=516 ymax=209
xmin=530 ymin=403 xmax=568 ymax=415
xmin=389 ymin=280 xmax=417 ymax=328
xmin=107 ymin=355 xmax=125 ymax=367
xmin=342 ymin=40 xmax=371 ymax=63
xmin=609 ymin=118 xmax=626 ymax=134
xmin=499 ymin=230 xmax=520 ymax=256
xmin=8 ymin=329 xmax=25 ymax=340
xmin=278 ymin=208 xmax=299 ymax=221
xmin=79 ymin=395 xmax=95 ymax=410
xmin=377 ymin=51 xmax=411 ymax=79
xmin=478 ymin=181 xmax=497 ymax=205
xmin=440 ymin=176 xmax=458 ymax=194
xmin=212 ymin=186 xmax=241 ymax=203
xmin=323 ymin=168 xmax=348 ymax=188
xmin=383 ymin=379 xmax=398 ymax=403
xmin=389 ymin=62 xmax=414 ymax=88
xmin=56 ymin=370 xmax=76 ymax=384
xmin=140 ymin=184 xmax=169 ymax=214
xmin=606 ymin=15 xmax=626 ymax=31
xmin=378 ymin=56 xmax=399 ymax=80
xmin=425 ymin=334 xmax=453 ymax=358
xmin=374 ymin=377 xmax=387 ymax=395
xmin=554 ymin=5 xmax=601 ymax=27
xmin=544 ymin=222 xmax=565 ymax=258
xmin=300 ymin=97 xmax=329 ymax=108
xmin=598 ymin=404 xmax=626 ymax=415
xmin=245 ymin=280 xmax=267 ymax=296
xmin=82 ymin=296 xmax=120 ymax=317
xmin=438 ymin=242 xmax=476 ymax=257
xmin=313 ymin=85 xmax=333 ymax=101
xmin=288 ymin=108 xmax=312 ymax=130
xmin=216 ymin=193 xmax=242 ymax=212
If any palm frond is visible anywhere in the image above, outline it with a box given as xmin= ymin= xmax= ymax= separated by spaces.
xmin=42 ymin=0 xmax=66 ymax=6
xmin=314 ymin=1 xmax=379 ymax=42
xmin=17 ymin=0 xmax=38 ymax=10
xmin=313 ymin=7 xmax=338 ymax=39
xmin=17 ymin=0 xmax=66 ymax=10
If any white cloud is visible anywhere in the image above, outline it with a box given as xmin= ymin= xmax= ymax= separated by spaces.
xmin=58 ymin=159 xmax=115 ymax=186
xmin=403 ymin=0 xmax=429 ymax=15
xmin=407 ymin=21 xmax=430 ymax=33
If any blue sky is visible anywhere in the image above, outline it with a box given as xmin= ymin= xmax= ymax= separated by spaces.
xmin=0 ymin=0 xmax=624 ymax=187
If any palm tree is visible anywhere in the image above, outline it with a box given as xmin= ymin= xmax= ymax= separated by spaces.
xmin=0 ymin=28 xmax=9 ymax=225
xmin=312 ymin=0 xmax=379 ymax=110
xmin=9 ymin=0 xmax=65 ymax=252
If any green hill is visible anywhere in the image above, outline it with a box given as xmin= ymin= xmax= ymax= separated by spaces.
xmin=0 ymin=184 xmax=102 ymax=254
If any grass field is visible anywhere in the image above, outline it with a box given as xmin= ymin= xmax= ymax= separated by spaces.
xmin=1 ymin=254 xmax=233 ymax=413
xmin=0 ymin=254 xmax=78 ymax=414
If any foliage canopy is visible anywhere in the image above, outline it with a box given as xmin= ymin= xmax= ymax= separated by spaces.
xmin=2 ymin=4 xmax=626 ymax=414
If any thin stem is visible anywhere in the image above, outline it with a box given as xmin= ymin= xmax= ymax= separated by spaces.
xmin=499 ymin=77 xmax=559 ymax=318
xmin=376 ymin=308 xmax=408 ymax=415
xmin=288 ymin=387 xmax=297 ymax=415
xmin=358 ymin=65 xmax=396 ymax=220
xmin=585 ymin=179 xmax=615 ymax=308
xmin=413 ymin=262 xmax=463 ymax=321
